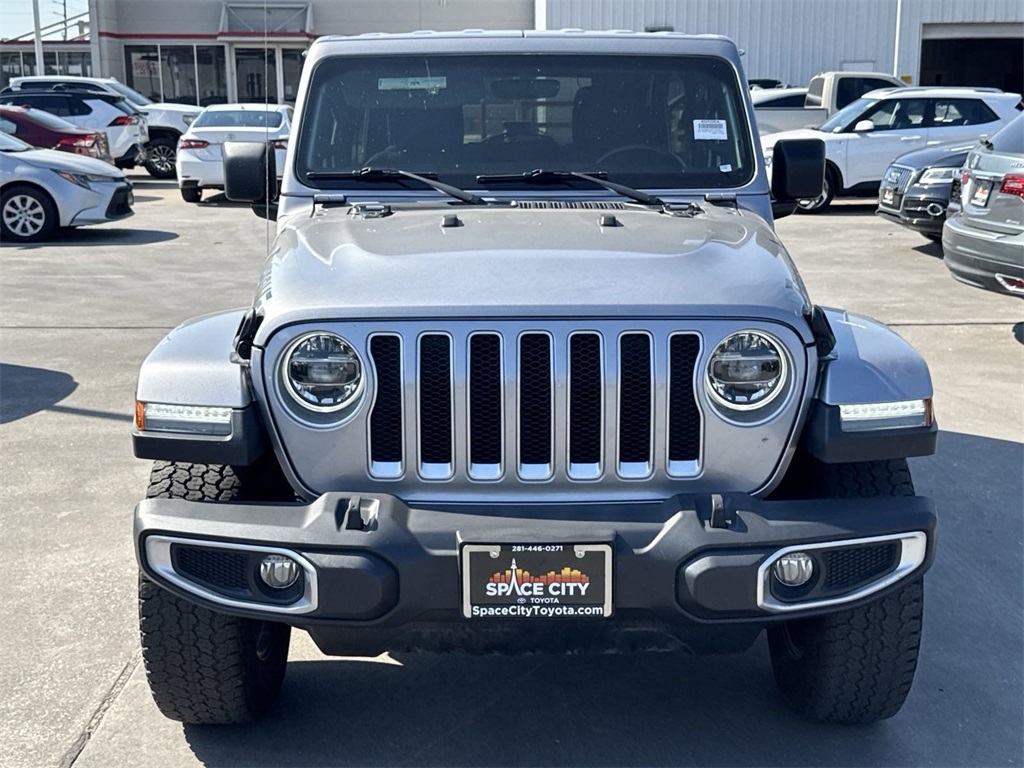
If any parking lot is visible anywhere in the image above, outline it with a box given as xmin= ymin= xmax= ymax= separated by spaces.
xmin=1 ymin=173 xmax=1021 ymax=768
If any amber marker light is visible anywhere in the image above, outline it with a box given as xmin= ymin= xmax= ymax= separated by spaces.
xmin=135 ymin=401 xmax=146 ymax=431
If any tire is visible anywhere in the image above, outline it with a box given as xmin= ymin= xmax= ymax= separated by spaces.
xmin=1 ymin=184 xmax=58 ymax=242
xmin=767 ymin=458 xmax=924 ymax=724
xmin=144 ymin=137 xmax=178 ymax=179
xmin=180 ymin=186 xmax=202 ymax=204
xmin=796 ymin=165 xmax=837 ymax=214
xmin=139 ymin=461 xmax=294 ymax=724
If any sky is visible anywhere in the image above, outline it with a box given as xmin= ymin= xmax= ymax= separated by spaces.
xmin=1 ymin=0 xmax=90 ymax=40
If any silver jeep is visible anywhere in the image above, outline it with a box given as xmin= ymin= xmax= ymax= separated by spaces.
xmin=132 ymin=31 xmax=938 ymax=725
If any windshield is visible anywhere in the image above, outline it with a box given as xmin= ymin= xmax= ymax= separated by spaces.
xmin=819 ymin=97 xmax=876 ymax=133
xmin=296 ymin=54 xmax=755 ymax=191
xmin=108 ymin=81 xmax=153 ymax=107
xmin=193 ymin=109 xmax=284 ymax=128
xmin=0 ymin=132 xmax=31 ymax=151
xmin=989 ymin=111 xmax=1024 ymax=153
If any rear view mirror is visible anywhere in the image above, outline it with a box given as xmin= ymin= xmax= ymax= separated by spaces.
xmin=771 ymin=138 xmax=825 ymax=203
xmin=853 ymin=119 xmax=875 ymax=133
xmin=223 ymin=141 xmax=278 ymax=219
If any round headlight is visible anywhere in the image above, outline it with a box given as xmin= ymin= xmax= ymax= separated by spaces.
xmin=706 ymin=331 xmax=787 ymax=410
xmin=284 ymin=333 xmax=364 ymax=412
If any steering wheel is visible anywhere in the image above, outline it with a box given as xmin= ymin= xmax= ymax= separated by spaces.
xmin=594 ymin=145 xmax=686 ymax=170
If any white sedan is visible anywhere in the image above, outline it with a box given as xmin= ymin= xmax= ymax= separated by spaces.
xmin=176 ymin=103 xmax=292 ymax=203
xmin=0 ymin=131 xmax=133 ymax=242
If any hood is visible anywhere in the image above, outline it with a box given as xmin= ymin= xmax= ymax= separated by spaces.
xmin=143 ymin=103 xmax=202 ymax=115
xmin=891 ymin=141 xmax=976 ymax=170
xmin=21 ymin=147 xmax=125 ymax=176
xmin=253 ymin=204 xmax=812 ymax=345
xmin=761 ymin=128 xmax=832 ymax=149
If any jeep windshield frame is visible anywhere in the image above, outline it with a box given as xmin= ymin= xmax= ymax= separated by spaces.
xmin=294 ymin=53 xmax=756 ymax=193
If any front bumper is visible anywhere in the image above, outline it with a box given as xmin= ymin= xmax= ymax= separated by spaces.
xmin=67 ymin=182 xmax=134 ymax=226
xmin=135 ymin=491 xmax=936 ymax=655
xmin=876 ymin=188 xmax=951 ymax=236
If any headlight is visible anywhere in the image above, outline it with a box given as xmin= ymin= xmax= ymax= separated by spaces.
xmin=283 ymin=333 xmax=364 ymax=412
xmin=55 ymin=170 xmax=119 ymax=188
xmin=706 ymin=331 xmax=787 ymax=411
xmin=917 ymin=167 xmax=957 ymax=185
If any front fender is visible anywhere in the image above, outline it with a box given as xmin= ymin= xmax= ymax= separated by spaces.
xmin=804 ymin=308 xmax=937 ymax=463
xmin=133 ymin=309 xmax=269 ymax=465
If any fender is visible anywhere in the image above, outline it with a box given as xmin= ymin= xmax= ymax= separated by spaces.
xmin=133 ymin=309 xmax=269 ymax=465
xmin=803 ymin=308 xmax=937 ymax=463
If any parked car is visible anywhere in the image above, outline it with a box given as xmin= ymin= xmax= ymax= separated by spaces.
xmin=0 ymin=130 xmax=132 ymax=242
xmin=763 ymin=86 xmax=1022 ymax=213
xmin=0 ymin=105 xmax=112 ymax=163
xmin=0 ymin=88 xmax=148 ymax=169
xmin=942 ymin=111 xmax=1024 ymax=297
xmin=132 ymin=31 xmax=940 ymax=728
xmin=8 ymin=76 xmax=201 ymax=179
xmin=754 ymin=71 xmax=905 ymax=135
xmin=876 ymin=141 xmax=975 ymax=240
xmin=749 ymin=78 xmax=785 ymax=90
xmin=175 ymin=103 xmax=291 ymax=203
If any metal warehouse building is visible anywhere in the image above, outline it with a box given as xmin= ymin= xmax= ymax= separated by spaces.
xmin=1 ymin=0 xmax=1021 ymax=103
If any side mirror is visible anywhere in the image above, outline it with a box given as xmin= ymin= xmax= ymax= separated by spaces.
xmin=223 ymin=141 xmax=278 ymax=220
xmin=853 ymin=119 xmax=875 ymax=133
xmin=771 ymin=138 xmax=825 ymax=205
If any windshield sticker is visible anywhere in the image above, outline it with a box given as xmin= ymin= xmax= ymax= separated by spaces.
xmin=378 ymin=77 xmax=448 ymax=92
xmin=719 ymin=163 xmax=733 ymax=172
xmin=694 ymin=119 xmax=728 ymax=140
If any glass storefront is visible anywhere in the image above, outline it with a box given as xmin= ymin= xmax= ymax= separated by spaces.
xmin=234 ymin=47 xmax=277 ymax=103
xmin=125 ymin=44 xmax=230 ymax=106
xmin=0 ymin=49 xmax=88 ymax=88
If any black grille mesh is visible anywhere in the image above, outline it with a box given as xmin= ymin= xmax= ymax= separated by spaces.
xmin=176 ymin=546 xmax=249 ymax=591
xmin=825 ymin=543 xmax=899 ymax=591
xmin=469 ymin=334 xmax=503 ymax=466
xmin=669 ymin=334 xmax=701 ymax=463
xmin=618 ymin=334 xmax=652 ymax=464
xmin=419 ymin=334 xmax=452 ymax=465
xmin=369 ymin=335 xmax=403 ymax=464
xmin=569 ymin=333 xmax=602 ymax=465
xmin=519 ymin=334 xmax=552 ymax=465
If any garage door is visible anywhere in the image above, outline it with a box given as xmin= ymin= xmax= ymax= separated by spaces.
xmin=920 ymin=23 xmax=1024 ymax=93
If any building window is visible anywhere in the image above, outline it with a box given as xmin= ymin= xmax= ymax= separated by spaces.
xmin=125 ymin=44 xmax=228 ymax=106
xmin=1 ymin=52 xmax=21 ymax=89
xmin=160 ymin=46 xmax=197 ymax=105
xmin=223 ymin=4 xmax=309 ymax=34
xmin=125 ymin=45 xmax=161 ymax=101
xmin=196 ymin=46 xmax=228 ymax=106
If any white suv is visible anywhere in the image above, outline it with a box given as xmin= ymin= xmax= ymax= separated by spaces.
xmin=9 ymin=76 xmax=201 ymax=179
xmin=762 ymin=87 xmax=1022 ymax=213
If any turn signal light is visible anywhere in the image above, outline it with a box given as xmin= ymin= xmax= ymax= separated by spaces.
xmin=999 ymin=174 xmax=1024 ymax=200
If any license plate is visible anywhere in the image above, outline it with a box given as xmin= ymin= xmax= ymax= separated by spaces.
xmin=970 ymin=180 xmax=992 ymax=207
xmin=881 ymin=187 xmax=896 ymax=206
xmin=462 ymin=543 xmax=612 ymax=619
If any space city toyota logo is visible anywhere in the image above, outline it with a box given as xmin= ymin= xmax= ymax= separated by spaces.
xmin=485 ymin=558 xmax=592 ymax=598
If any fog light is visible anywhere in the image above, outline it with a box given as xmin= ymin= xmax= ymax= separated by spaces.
xmin=772 ymin=552 xmax=814 ymax=587
xmin=259 ymin=555 xmax=300 ymax=589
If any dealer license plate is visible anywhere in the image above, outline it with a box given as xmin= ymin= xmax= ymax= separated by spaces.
xmin=881 ymin=186 xmax=896 ymax=207
xmin=970 ymin=180 xmax=992 ymax=207
xmin=461 ymin=543 xmax=612 ymax=619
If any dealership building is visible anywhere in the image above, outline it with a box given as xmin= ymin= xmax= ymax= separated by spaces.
xmin=1 ymin=0 xmax=1021 ymax=104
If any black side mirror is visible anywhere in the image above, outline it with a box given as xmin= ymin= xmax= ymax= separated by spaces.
xmin=771 ymin=138 xmax=825 ymax=203
xmin=223 ymin=141 xmax=278 ymax=220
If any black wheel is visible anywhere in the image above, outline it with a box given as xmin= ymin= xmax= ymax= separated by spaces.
xmin=767 ymin=458 xmax=924 ymax=724
xmin=1 ymin=184 xmax=58 ymax=242
xmin=180 ymin=186 xmax=202 ymax=204
xmin=144 ymin=137 xmax=178 ymax=179
xmin=139 ymin=460 xmax=294 ymax=724
xmin=796 ymin=165 xmax=837 ymax=214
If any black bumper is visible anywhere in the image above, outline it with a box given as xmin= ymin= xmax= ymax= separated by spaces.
xmin=876 ymin=192 xmax=949 ymax=236
xmin=135 ymin=491 xmax=937 ymax=655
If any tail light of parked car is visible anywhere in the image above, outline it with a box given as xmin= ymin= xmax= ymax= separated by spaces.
xmin=178 ymin=139 xmax=210 ymax=150
xmin=999 ymin=174 xmax=1024 ymax=200
xmin=108 ymin=115 xmax=138 ymax=127
xmin=55 ymin=133 xmax=103 ymax=158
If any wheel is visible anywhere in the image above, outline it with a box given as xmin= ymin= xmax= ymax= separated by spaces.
xmin=796 ymin=165 xmax=837 ymax=214
xmin=180 ymin=186 xmax=202 ymax=204
xmin=139 ymin=460 xmax=294 ymax=724
xmin=1 ymin=184 xmax=58 ymax=242
xmin=767 ymin=458 xmax=924 ymax=724
xmin=144 ymin=137 xmax=178 ymax=179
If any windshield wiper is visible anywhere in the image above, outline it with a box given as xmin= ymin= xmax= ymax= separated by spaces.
xmin=305 ymin=167 xmax=487 ymax=205
xmin=476 ymin=169 xmax=665 ymax=207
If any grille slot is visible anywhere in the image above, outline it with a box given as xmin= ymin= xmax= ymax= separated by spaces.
xmin=518 ymin=333 xmax=553 ymax=479
xmin=469 ymin=333 xmax=503 ymax=479
xmin=569 ymin=333 xmax=603 ymax=479
xmin=824 ymin=543 xmax=899 ymax=591
xmin=668 ymin=334 xmax=702 ymax=475
xmin=618 ymin=333 xmax=653 ymax=477
xmin=175 ymin=546 xmax=249 ymax=592
xmin=514 ymin=201 xmax=626 ymax=210
xmin=368 ymin=335 xmax=403 ymax=478
xmin=418 ymin=334 xmax=453 ymax=479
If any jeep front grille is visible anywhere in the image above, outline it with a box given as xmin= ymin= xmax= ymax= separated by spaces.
xmin=367 ymin=327 xmax=702 ymax=483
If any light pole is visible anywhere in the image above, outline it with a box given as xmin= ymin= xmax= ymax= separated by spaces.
xmin=31 ymin=0 xmax=45 ymax=75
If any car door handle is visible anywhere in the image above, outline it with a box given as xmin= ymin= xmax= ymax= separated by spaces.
xmin=900 ymin=136 xmax=923 ymax=141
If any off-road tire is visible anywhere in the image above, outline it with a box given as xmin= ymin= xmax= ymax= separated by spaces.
xmin=767 ymin=458 xmax=924 ymax=724
xmin=144 ymin=137 xmax=178 ymax=179
xmin=140 ymin=460 xmax=294 ymax=724
xmin=181 ymin=186 xmax=202 ymax=204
